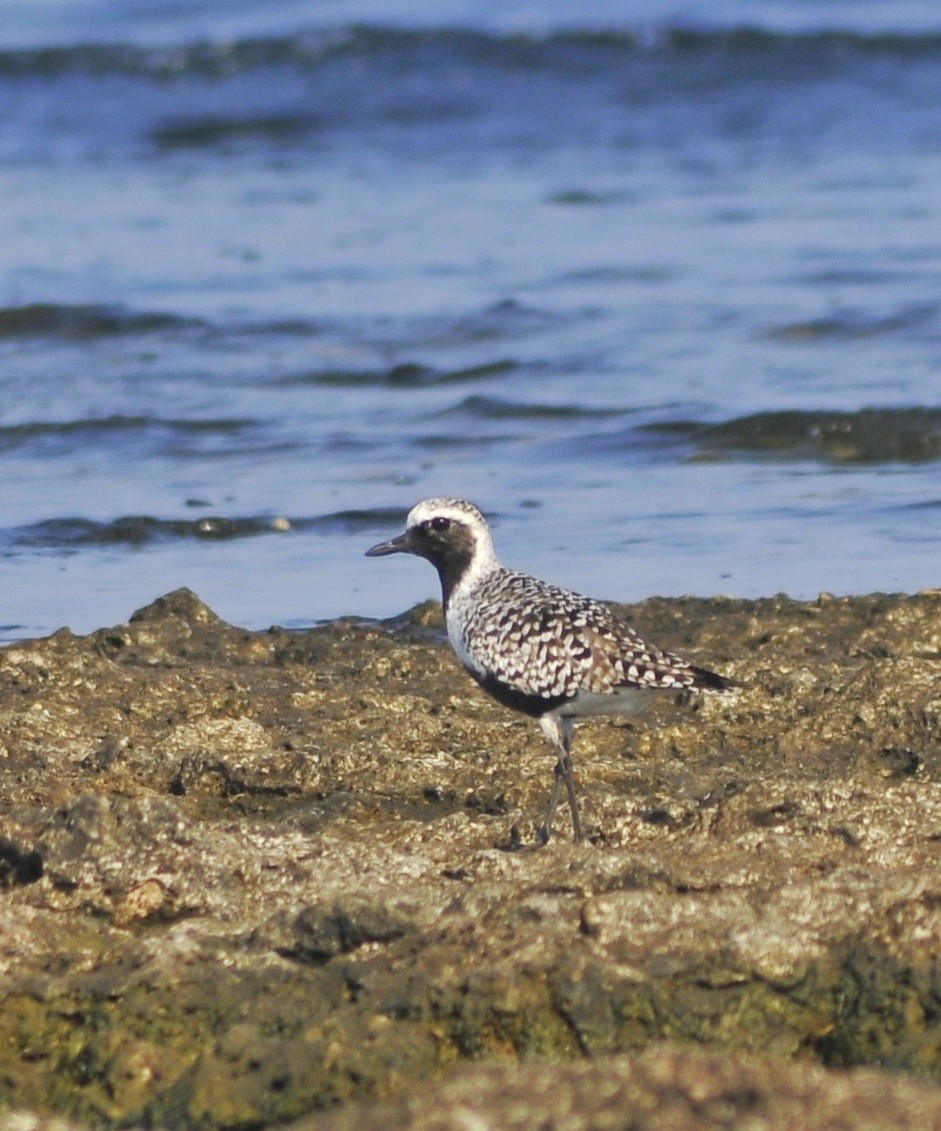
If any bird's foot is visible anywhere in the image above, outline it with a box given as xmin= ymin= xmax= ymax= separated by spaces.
xmin=496 ymin=824 xmax=525 ymax=852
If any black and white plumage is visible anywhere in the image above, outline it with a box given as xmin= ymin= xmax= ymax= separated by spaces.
xmin=366 ymin=497 xmax=737 ymax=844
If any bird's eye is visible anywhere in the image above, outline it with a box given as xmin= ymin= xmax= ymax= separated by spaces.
xmin=430 ymin=516 xmax=451 ymax=532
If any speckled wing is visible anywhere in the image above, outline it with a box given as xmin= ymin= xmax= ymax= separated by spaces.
xmin=577 ymin=615 xmax=704 ymax=693
xmin=459 ymin=571 xmax=709 ymax=702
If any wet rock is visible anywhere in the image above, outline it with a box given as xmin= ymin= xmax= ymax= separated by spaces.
xmin=1 ymin=587 xmax=941 ymax=1127
xmin=295 ymin=1044 xmax=941 ymax=1131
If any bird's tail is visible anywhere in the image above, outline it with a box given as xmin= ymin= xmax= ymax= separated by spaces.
xmin=689 ymin=664 xmax=745 ymax=692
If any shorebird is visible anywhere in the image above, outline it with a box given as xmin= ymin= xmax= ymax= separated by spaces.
xmin=366 ymin=497 xmax=736 ymax=844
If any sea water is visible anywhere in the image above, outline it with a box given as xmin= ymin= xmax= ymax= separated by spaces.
xmin=1 ymin=0 xmax=939 ymax=638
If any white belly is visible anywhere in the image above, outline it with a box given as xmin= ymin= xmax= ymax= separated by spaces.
xmin=554 ymin=687 xmax=669 ymax=718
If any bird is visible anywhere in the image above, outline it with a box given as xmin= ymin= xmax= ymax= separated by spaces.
xmin=365 ymin=497 xmax=738 ymax=845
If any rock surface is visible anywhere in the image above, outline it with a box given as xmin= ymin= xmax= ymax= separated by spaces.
xmin=1 ymin=586 xmax=941 ymax=1128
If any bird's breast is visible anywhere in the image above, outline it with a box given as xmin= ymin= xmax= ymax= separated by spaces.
xmin=444 ymin=603 xmax=486 ymax=678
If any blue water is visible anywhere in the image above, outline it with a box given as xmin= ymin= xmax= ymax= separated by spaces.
xmin=1 ymin=1 xmax=940 ymax=639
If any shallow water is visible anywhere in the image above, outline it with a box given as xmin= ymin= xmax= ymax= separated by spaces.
xmin=1 ymin=1 xmax=940 ymax=640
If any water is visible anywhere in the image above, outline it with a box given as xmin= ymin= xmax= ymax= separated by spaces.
xmin=1 ymin=1 xmax=940 ymax=640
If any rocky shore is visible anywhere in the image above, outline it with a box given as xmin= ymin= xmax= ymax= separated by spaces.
xmin=2 ymin=586 xmax=941 ymax=1129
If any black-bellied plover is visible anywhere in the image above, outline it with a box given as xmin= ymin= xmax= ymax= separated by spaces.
xmin=366 ymin=497 xmax=737 ymax=845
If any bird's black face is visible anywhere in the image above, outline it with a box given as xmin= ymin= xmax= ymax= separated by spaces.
xmin=366 ymin=514 xmax=471 ymax=563
xmin=365 ymin=514 xmax=477 ymax=598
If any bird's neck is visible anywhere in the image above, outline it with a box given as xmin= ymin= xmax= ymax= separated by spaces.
xmin=438 ymin=542 xmax=501 ymax=612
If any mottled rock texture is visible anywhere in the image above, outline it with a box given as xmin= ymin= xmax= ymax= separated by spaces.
xmin=1 ymin=586 xmax=941 ymax=1129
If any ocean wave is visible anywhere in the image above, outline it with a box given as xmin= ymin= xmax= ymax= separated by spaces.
xmin=0 ymin=303 xmax=202 ymax=340
xmin=11 ymin=514 xmax=291 ymax=548
xmin=0 ymin=415 xmax=259 ymax=457
xmin=436 ymin=394 xmax=625 ymax=420
xmin=764 ymin=303 xmax=938 ymax=342
xmin=647 ymin=408 xmax=941 ymax=463
xmin=276 ymin=359 xmax=518 ymax=389
xmin=1 ymin=26 xmax=939 ymax=82
xmin=0 ymin=24 xmax=934 ymax=162
xmin=0 ymin=302 xmax=330 ymax=347
xmin=5 ymin=507 xmax=408 ymax=551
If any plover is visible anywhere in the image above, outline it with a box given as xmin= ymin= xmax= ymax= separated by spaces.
xmin=366 ymin=497 xmax=737 ymax=844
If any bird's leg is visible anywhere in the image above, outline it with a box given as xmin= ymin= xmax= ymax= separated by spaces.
xmin=559 ymin=745 xmax=584 ymax=843
xmin=539 ymin=762 xmax=564 ymax=845
xmin=538 ymin=715 xmax=583 ymax=844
